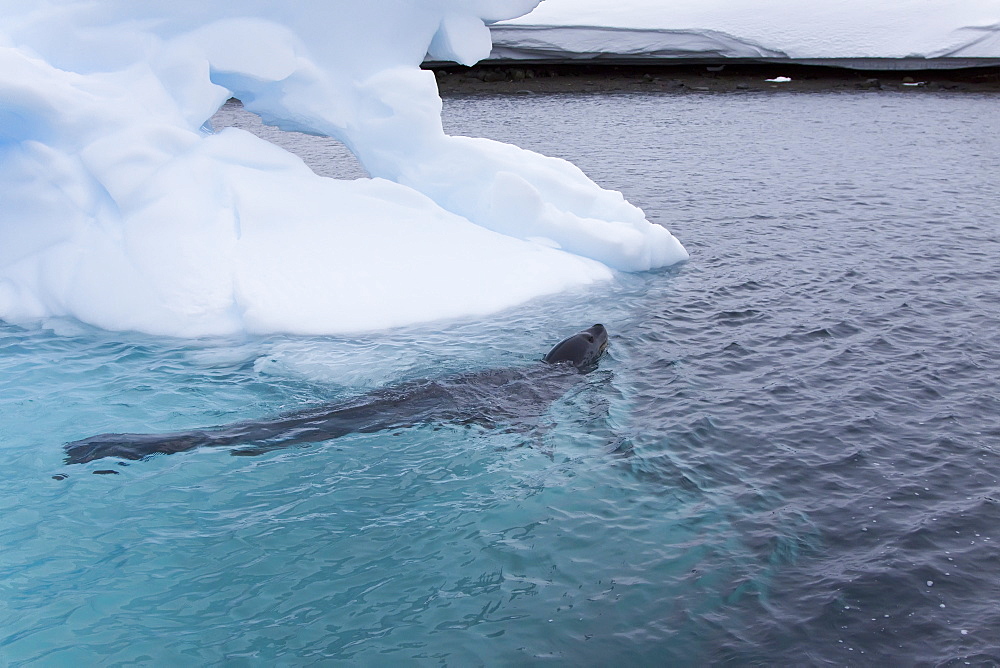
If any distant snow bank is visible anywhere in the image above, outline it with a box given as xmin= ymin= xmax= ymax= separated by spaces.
xmin=488 ymin=1 xmax=1000 ymax=68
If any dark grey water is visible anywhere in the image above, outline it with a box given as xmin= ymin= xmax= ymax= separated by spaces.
xmin=536 ymin=92 xmax=1000 ymax=664
xmin=2 ymin=91 xmax=999 ymax=665
xmin=476 ymin=91 xmax=1000 ymax=664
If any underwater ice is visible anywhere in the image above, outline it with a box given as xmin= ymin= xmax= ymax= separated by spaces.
xmin=491 ymin=0 xmax=1000 ymax=65
xmin=0 ymin=1 xmax=687 ymax=337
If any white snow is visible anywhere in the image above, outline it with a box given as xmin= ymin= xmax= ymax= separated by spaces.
xmin=490 ymin=0 xmax=1000 ymax=67
xmin=0 ymin=1 xmax=687 ymax=337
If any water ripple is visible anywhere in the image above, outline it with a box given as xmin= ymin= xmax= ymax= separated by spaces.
xmin=2 ymin=91 xmax=1000 ymax=664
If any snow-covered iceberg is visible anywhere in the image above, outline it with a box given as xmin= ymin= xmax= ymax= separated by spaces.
xmin=0 ymin=1 xmax=687 ymax=337
xmin=489 ymin=0 xmax=1000 ymax=68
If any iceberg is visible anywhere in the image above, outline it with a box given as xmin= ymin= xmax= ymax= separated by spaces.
xmin=0 ymin=1 xmax=688 ymax=337
xmin=489 ymin=0 xmax=1000 ymax=68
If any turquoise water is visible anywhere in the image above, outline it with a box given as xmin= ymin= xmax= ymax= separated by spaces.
xmin=2 ymin=287 xmax=762 ymax=665
xmin=3 ymin=91 xmax=1000 ymax=664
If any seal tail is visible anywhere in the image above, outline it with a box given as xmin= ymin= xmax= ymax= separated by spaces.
xmin=64 ymin=430 xmax=218 ymax=464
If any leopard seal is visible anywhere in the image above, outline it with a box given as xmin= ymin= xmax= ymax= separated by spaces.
xmin=63 ymin=324 xmax=609 ymax=464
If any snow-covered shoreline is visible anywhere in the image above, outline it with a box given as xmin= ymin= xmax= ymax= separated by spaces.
xmin=483 ymin=1 xmax=1000 ymax=71
xmin=485 ymin=27 xmax=1000 ymax=71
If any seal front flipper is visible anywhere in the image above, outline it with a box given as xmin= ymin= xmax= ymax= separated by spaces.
xmin=228 ymin=442 xmax=313 ymax=457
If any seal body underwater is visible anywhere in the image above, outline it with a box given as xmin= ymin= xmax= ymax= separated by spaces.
xmin=63 ymin=324 xmax=609 ymax=465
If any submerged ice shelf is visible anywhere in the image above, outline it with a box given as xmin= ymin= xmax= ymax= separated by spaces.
xmin=0 ymin=1 xmax=687 ymax=337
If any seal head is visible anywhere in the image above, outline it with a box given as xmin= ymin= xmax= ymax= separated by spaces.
xmin=542 ymin=324 xmax=609 ymax=370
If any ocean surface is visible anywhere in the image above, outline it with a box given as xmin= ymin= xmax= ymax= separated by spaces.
xmin=2 ymin=91 xmax=999 ymax=665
